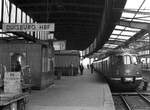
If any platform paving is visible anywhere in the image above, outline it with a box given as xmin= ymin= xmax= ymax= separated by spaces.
xmin=26 ymin=69 xmax=115 ymax=110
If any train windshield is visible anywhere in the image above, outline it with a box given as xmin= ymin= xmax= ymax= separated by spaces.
xmin=131 ymin=56 xmax=138 ymax=64
xmin=123 ymin=55 xmax=137 ymax=64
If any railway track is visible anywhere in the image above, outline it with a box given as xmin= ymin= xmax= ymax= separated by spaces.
xmin=112 ymin=91 xmax=150 ymax=110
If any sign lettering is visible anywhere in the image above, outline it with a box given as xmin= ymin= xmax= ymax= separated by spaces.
xmin=2 ymin=23 xmax=55 ymax=32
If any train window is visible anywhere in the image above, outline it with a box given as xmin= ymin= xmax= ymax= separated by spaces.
xmin=123 ymin=55 xmax=131 ymax=64
xmin=141 ymin=58 xmax=146 ymax=64
xmin=132 ymin=56 xmax=137 ymax=64
xmin=147 ymin=58 xmax=150 ymax=63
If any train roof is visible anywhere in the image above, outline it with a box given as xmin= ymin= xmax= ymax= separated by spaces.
xmin=109 ymin=48 xmax=137 ymax=54
xmin=98 ymin=48 xmax=137 ymax=59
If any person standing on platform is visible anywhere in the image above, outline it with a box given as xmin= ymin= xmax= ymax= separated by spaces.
xmin=79 ymin=64 xmax=84 ymax=75
xmin=70 ymin=63 xmax=74 ymax=76
xmin=90 ymin=63 xmax=94 ymax=74
xmin=87 ymin=64 xmax=90 ymax=69
xmin=15 ymin=61 xmax=21 ymax=72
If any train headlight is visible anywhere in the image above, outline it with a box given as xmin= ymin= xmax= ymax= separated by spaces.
xmin=136 ymin=72 xmax=140 ymax=74
xmin=125 ymin=69 xmax=130 ymax=74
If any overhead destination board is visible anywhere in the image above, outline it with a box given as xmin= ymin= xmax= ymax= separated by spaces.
xmin=2 ymin=23 xmax=55 ymax=32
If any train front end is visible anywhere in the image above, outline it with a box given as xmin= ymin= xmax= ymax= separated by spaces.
xmin=109 ymin=54 xmax=143 ymax=91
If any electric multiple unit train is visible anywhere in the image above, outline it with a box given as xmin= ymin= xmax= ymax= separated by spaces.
xmin=93 ymin=50 xmax=143 ymax=90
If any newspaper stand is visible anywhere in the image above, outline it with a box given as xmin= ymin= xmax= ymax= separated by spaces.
xmin=0 ymin=92 xmax=29 ymax=110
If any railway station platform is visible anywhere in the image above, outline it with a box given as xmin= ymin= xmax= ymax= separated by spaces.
xmin=26 ymin=69 xmax=115 ymax=110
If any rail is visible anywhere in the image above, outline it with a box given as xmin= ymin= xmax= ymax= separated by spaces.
xmin=113 ymin=91 xmax=150 ymax=110
xmin=120 ymin=95 xmax=132 ymax=110
xmin=137 ymin=90 xmax=150 ymax=104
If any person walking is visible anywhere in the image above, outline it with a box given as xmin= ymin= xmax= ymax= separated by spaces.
xmin=79 ymin=64 xmax=84 ymax=75
xmin=90 ymin=63 xmax=94 ymax=74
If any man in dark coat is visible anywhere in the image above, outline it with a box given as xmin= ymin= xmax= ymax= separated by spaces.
xmin=79 ymin=64 xmax=84 ymax=75
xmin=90 ymin=63 xmax=94 ymax=74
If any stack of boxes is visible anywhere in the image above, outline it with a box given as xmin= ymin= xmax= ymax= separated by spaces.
xmin=4 ymin=72 xmax=22 ymax=93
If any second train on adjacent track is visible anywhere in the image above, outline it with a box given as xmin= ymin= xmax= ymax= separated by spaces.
xmin=93 ymin=49 xmax=143 ymax=90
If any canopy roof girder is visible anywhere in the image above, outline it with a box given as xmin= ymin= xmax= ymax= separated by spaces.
xmin=117 ymin=20 xmax=150 ymax=31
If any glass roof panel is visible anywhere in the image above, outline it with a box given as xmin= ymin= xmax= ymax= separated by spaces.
xmin=104 ymin=44 xmax=118 ymax=48
xmin=124 ymin=0 xmax=144 ymax=9
xmin=117 ymin=36 xmax=131 ymax=40
xmin=125 ymin=27 xmax=141 ymax=31
xmin=135 ymin=14 xmax=150 ymax=18
xmin=110 ymin=35 xmax=118 ymax=38
xmin=121 ymin=18 xmax=132 ymax=22
xmin=115 ymin=39 xmax=126 ymax=42
xmin=98 ymin=0 xmax=150 ymax=53
xmin=112 ymin=30 xmax=121 ymax=34
xmin=133 ymin=19 xmax=150 ymax=23
xmin=115 ymin=25 xmax=125 ymax=30
xmin=109 ymin=38 xmax=116 ymax=40
xmin=122 ymin=0 xmax=150 ymax=23
xmin=121 ymin=12 xmax=135 ymax=19
xmin=109 ymin=38 xmax=126 ymax=42
xmin=139 ymin=17 xmax=150 ymax=21
xmin=140 ymin=0 xmax=150 ymax=10
xmin=121 ymin=31 xmax=136 ymax=36
xmin=134 ymin=14 xmax=150 ymax=23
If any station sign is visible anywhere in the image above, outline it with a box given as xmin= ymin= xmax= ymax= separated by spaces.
xmin=53 ymin=40 xmax=66 ymax=50
xmin=2 ymin=23 xmax=55 ymax=32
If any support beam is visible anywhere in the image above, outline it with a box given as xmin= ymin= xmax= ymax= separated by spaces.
xmin=39 ymin=18 xmax=99 ymax=24
xmin=17 ymin=2 xmax=103 ymax=9
xmin=123 ymin=9 xmax=150 ymax=15
xmin=56 ymin=22 xmax=98 ymax=27
xmin=112 ymin=34 xmax=132 ymax=37
xmin=116 ymin=29 xmax=147 ymax=48
xmin=83 ymin=0 xmax=127 ymax=58
xmin=0 ymin=22 xmax=36 ymax=42
xmin=107 ymin=40 xmax=124 ymax=45
xmin=114 ymin=28 xmax=139 ymax=32
xmin=27 ymin=10 xmax=101 ymax=17
xmin=117 ymin=20 xmax=150 ymax=31
xmin=12 ymin=32 xmax=36 ymax=42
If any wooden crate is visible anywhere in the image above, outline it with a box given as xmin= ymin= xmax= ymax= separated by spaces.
xmin=4 ymin=72 xmax=21 ymax=93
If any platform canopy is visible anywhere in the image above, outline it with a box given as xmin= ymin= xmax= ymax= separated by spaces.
xmin=0 ymin=0 xmax=126 ymax=50
xmin=91 ymin=0 xmax=150 ymax=58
